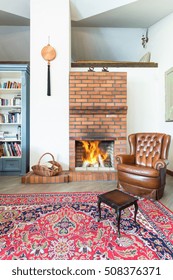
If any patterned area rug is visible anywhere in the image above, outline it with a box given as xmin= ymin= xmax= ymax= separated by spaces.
xmin=0 ymin=192 xmax=173 ymax=260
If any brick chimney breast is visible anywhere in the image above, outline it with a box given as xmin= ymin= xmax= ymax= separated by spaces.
xmin=69 ymin=71 xmax=127 ymax=174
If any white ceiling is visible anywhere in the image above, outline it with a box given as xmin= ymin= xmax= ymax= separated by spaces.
xmin=0 ymin=0 xmax=173 ymax=28
xmin=0 ymin=10 xmax=29 ymax=26
xmin=71 ymin=0 xmax=173 ymax=28
xmin=0 ymin=0 xmax=30 ymax=26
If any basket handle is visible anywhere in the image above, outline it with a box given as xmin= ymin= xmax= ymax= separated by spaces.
xmin=38 ymin=152 xmax=55 ymax=165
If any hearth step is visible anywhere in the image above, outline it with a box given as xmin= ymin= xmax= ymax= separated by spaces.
xmin=21 ymin=170 xmax=117 ymax=184
xmin=21 ymin=171 xmax=69 ymax=184
xmin=68 ymin=171 xmax=117 ymax=182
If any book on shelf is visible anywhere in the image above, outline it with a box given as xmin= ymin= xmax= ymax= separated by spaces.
xmin=0 ymin=111 xmax=21 ymax=123
xmin=13 ymin=95 xmax=21 ymax=106
xmin=4 ymin=135 xmax=18 ymax=141
xmin=8 ymin=110 xmax=21 ymax=123
xmin=0 ymin=143 xmax=3 ymax=156
xmin=0 ymin=131 xmax=4 ymax=139
xmin=2 ymin=142 xmax=21 ymax=157
xmin=0 ymin=96 xmax=21 ymax=106
xmin=0 ymin=98 xmax=14 ymax=106
xmin=0 ymin=113 xmax=5 ymax=123
xmin=3 ymin=142 xmax=10 ymax=156
xmin=0 ymin=81 xmax=21 ymax=89
xmin=7 ymin=142 xmax=13 ymax=156
xmin=0 ymin=131 xmax=19 ymax=141
xmin=14 ymin=142 xmax=21 ymax=156
xmin=11 ymin=142 xmax=18 ymax=156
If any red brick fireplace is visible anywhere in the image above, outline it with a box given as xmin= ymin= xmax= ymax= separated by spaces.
xmin=69 ymin=71 xmax=127 ymax=181
xmin=22 ymin=71 xmax=128 ymax=184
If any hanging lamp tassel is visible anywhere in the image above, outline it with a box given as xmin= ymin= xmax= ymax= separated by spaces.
xmin=47 ymin=62 xmax=51 ymax=96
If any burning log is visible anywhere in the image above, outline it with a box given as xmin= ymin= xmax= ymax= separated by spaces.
xmin=98 ymin=154 xmax=104 ymax=167
xmin=82 ymin=161 xmax=99 ymax=168
xmin=81 ymin=140 xmax=107 ymax=168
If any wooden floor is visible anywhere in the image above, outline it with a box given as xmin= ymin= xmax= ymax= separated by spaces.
xmin=0 ymin=175 xmax=173 ymax=211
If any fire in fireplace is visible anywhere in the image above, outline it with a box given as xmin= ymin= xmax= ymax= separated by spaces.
xmin=81 ymin=140 xmax=107 ymax=167
xmin=75 ymin=140 xmax=114 ymax=171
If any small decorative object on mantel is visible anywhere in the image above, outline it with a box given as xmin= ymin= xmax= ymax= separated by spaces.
xmin=32 ymin=152 xmax=62 ymax=177
xmin=88 ymin=66 xmax=95 ymax=72
xmin=41 ymin=37 xmax=56 ymax=96
xmin=102 ymin=67 xmax=109 ymax=72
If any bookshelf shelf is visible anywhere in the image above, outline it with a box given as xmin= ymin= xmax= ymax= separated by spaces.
xmin=0 ymin=140 xmax=20 ymax=142
xmin=0 ymin=106 xmax=21 ymax=108
xmin=0 ymin=89 xmax=21 ymax=92
xmin=0 ymin=123 xmax=21 ymax=125
xmin=0 ymin=156 xmax=21 ymax=158
xmin=0 ymin=64 xmax=30 ymax=175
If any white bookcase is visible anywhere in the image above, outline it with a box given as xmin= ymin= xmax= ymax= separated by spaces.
xmin=0 ymin=64 xmax=30 ymax=175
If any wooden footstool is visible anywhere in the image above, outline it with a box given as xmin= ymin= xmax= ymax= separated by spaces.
xmin=97 ymin=189 xmax=138 ymax=238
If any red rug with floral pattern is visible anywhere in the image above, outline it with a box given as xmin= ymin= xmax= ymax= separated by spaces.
xmin=0 ymin=192 xmax=173 ymax=260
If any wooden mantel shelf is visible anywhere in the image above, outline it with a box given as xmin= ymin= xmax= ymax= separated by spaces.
xmin=70 ymin=105 xmax=128 ymax=115
xmin=70 ymin=136 xmax=126 ymax=141
xmin=71 ymin=61 xmax=158 ymax=68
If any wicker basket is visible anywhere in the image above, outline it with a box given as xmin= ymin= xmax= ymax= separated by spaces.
xmin=31 ymin=152 xmax=62 ymax=177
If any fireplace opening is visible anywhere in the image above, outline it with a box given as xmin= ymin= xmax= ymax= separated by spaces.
xmin=75 ymin=140 xmax=114 ymax=171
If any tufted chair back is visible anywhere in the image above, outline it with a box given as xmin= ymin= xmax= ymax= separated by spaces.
xmin=128 ymin=133 xmax=170 ymax=168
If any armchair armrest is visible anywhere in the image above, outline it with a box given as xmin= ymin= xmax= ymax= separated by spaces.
xmin=153 ymin=159 xmax=169 ymax=170
xmin=116 ymin=154 xmax=135 ymax=164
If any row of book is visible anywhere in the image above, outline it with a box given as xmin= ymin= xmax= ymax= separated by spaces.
xmin=0 ymin=96 xmax=21 ymax=106
xmin=0 ymin=111 xmax=21 ymax=123
xmin=1 ymin=142 xmax=21 ymax=157
xmin=0 ymin=127 xmax=21 ymax=141
xmin=0 ymin=81 xmax=21 ymax=89
xmin=0 ymin=134 xmax=19 ymax=141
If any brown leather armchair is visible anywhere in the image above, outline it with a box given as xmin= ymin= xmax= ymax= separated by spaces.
xmin=116 ymin=133 xmax=171 ymax=200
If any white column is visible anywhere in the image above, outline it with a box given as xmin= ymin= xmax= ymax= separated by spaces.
xmin=30 ymin=0 xmax=70 ymax=169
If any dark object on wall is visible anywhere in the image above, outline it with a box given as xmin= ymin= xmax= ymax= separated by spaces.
xmin=32 ymin=152 xmax=62 ymax=176
xmin=41 ymin=43 xmax=56 ymax=96
xmin=116 ymin=133 xmax=171 ymax=200
xmin=141 ymin=29 xmax=149 ymax=48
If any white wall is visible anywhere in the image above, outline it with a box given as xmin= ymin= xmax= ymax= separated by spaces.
xmin=0 ymin=26 xmax=30 ymax=61
xmin=71 ymin=27 xmax=147 ymax=62
xmin=30 ymin=0 xmax=70 ymax=169
xmin=106 ymin=13 xmax=173 ymax=171
xmin=147 ymin=13 xmax=173 ymax=171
